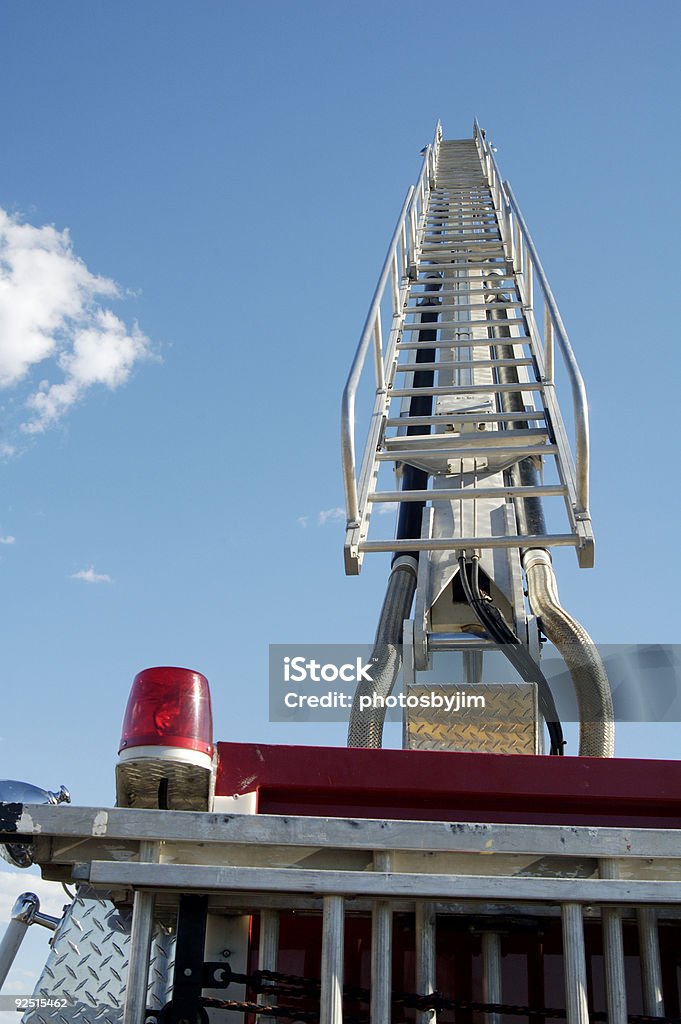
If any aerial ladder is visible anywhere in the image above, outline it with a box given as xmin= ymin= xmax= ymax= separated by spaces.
xmin=2 ymin=123 xmax=681 ymax=1024
xmin=342 ymin=121 xmax=613 ymax=759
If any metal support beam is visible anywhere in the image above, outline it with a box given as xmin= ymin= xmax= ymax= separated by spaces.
xmin=320 ymin=896 xmax=344 ymax=1024
xmin=123 ymin=840 xmax=159 ymax=1024
xmin=371 ymin=852 xmax=393 ymax=1024
xmin=161 ymin=894 xmax=209 ymax=1024
xmin=415 ymin=902 xmax=436 ymax=1024
xmin=638 ymin=907 xmax=665 ymax=1016
xmin=599 ymin=860 xmax=627 ymax=1024
xmin=561 ymin=903 xmax=589 ymax=1024
xmin=482 ymin=932 xmax=502 ymax=1024
xmin=257 ymin=909 xmax=280 ymax=1010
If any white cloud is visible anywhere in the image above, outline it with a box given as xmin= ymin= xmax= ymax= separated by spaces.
xmin=70 ymin=566 xmax=112 ymax=584
xmin=318 ymin=507 xmax=345 ymax=526
xmin=377 ymin=502 xmax=398 ymax=515
xmin=0 ymin=208 xmax=153 ymax=437
xmin=296 ymin=515 xmax=309 ymax=528
xmin=0 ymin=534 xmax=15 ymax=544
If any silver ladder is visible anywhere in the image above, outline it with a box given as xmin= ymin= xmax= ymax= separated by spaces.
xmin=342 ymin=121 xmax=594 ymax=576
xmin=4 ymin=802 xmax=677 ymax=1024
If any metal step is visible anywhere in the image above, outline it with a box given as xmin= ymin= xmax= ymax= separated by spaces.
xmin=405 ymin=302 xmax=523 ymax=314
xmin=368 ymin=484 xmax=565 ymax=502
xmin=390 ymin=383 xmax=544 ymax=397
xmin=386 ymin=413 xmax=546 ymax=427
xmin=401 ymin=319 xmax=522 ymax=332
xmin=384 ymin=427 xmax=548 ymax=447
xmin=394 ymin=358 xmax=534 ymax=372
xmin=359 ymin=535 xmax=578 ymax=553
xmin=406 ymin=286 xmax=521 ymax=298
xmin=397 ymin=338 xmax=533 ymax=350
xmin=376 ymin=443 xmax=556 ymax=462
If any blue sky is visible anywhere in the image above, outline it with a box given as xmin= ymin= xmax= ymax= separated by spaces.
xmin=0 ymin=0 xmax=680 ymax=996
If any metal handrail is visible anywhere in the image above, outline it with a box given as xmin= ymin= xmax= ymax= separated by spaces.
xmin=504 ymin=184 xmax=590 ymax=514
xmin=341 ymin=124 xmax=441 ymax=526
xmin=341 ymin=187 xmax=413 ymax=525
xmin=473 ymin=119 xmax=590 ymax=516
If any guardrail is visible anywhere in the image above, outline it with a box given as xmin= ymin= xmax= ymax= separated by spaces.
xmin=473 ymin=119 xmax=590 ymax=516
xmin=341 ymin=122 xmax=441 ymax=529
xmin=3 ymin=804 xmax=678 ymax=1024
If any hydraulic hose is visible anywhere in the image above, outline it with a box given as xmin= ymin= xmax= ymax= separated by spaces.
xmin=347 ymin=279 xmax=440 ymax=748
xmin=485 ymin=286 xmax=613 ymax=756
xmin=524 ymin=549 xmax=614 ymax=757
xmin=347 ymin=556 xmax=418 ymax=747
xmin=394 ymin=276 xmax=442 ymax=553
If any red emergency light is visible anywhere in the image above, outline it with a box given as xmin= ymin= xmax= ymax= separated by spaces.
xmin=116 ymin=667 xmax=215 ymax=811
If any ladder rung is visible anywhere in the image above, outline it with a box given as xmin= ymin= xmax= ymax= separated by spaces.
xmin=416 ymin=263 xmax=514 ymax=274
xmin=419 ymin=230 xmax=499 ymax=237
xmin=407 ymin=287 xmax=520 ymax=298
xmin=376 ymin=443 xmax=556 ymax=461
xmin=402 ymin=319 xmax=522 ymax=332
xmin=427 ymin=205 xmax=495 ymax=209
xmin=425 ymin=217 xmax=497 ymax=224
xmin=368 ymin=484 xmax=567 ymax=502
xmin=397 ymin=338 xmax=532 ymax=350
xmin=391 ymin=383 xmax=544 ymax=396
xmin=358 ymin=535 xmax=578 ymax=553
xmin=385 ymin=427 xmax=547 ymax=444
xmin=394 ymin=358 xmax=533 ymax=372
xmin=423 ymin=229 xmax=500 ymax=238
xmin=420 ymin=243 xmax=505 ymax=252
xmin=386 ymin=413 xmax=545 ymax=426
xmin=406 ymin=302 xmax=523 ymax=314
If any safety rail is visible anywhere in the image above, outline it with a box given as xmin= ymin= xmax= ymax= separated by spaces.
xmin=2 ymin=804 xmax=680 ymax=1024
xmin=473 ymin=119 xmax=591 ymax=518
xmin=341 ymin=122 xmax=441 ymax=532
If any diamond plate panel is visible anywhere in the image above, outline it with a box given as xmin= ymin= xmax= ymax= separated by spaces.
xmin=22 ymin=889 xmax=175 ymax=1024
xmin=406 ymin=682 xmax=538 ymax=754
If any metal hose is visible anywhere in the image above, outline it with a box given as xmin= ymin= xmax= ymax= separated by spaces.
xmin=347 ymin=556 xmax=418 ymax=748
xmin=523 ymin=549 xmax=614 ymax=757
xmin=485 ymin=285 xmax=613 ymax=757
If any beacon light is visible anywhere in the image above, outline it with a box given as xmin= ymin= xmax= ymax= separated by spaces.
xmin=116 ymin=666 xmax=215 ymax=811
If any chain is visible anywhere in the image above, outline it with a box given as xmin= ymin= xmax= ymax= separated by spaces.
xmin=200 ymin=966 xmax=681 ymax=1024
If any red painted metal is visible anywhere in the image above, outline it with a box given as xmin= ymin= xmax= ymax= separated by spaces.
xmin=216 ymin=741 xmax=681 ymax=827
xmin=119 ymin=666 xmax=213 ymax=755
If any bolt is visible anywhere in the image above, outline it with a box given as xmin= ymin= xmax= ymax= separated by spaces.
xmin=184 ymin=967 xmax=192 ymax=977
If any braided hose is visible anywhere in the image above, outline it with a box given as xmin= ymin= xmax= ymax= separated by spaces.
xmin=524 ymin=550 xmax=614 ymax=757
xmin=347 ymin=557 xmax=417 ymax=748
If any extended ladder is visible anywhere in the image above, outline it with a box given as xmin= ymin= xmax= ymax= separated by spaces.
xmin=342 ymin=122 xmax=594 ymax=577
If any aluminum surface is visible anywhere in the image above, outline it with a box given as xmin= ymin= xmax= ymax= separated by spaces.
xmin=21 ymin=890 xmax=175 ymax=1024
xmin=405 ymin=682 xmax=538 ymax=754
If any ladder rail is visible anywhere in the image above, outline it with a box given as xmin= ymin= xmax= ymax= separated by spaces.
xmin=474 ymin=119 xmax=591 ymax=518
xmin=341 ymin=125 xmax=441 ymax=530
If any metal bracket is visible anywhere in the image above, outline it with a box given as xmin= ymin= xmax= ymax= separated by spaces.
xmin=158 ymin=894 xmax=210 ymax=1024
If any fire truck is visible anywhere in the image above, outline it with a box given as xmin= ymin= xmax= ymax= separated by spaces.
xmin=2 ymin=121 xmax=680 ymax=1024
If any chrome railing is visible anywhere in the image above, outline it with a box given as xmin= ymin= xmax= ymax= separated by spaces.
xmin=473 ymin=119 xmax=590 ymax=517
xmin=341 ymin=122 xmax=441 ymax=531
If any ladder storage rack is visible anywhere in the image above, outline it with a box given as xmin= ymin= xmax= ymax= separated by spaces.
xmin=4 ymin=743 xmax=681 ymax=1024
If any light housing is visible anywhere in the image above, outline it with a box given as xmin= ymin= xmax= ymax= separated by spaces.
xmin=116 ymin=666 xmax=215 ymax=811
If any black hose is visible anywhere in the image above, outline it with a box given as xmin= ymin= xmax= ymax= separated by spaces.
xmin=394 ymin=275 xmax=442 ymax=558
xmin=458 ymin=555 xmax=565 ymax=755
